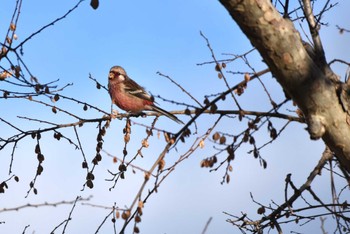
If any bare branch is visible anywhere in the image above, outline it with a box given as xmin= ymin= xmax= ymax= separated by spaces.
xmin=14 ymin=1 xmax=84 ymax=51
xmin=0 ymin=196 xmax=91 ymax=213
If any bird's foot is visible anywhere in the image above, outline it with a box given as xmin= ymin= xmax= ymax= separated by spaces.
xmin=110 ymin=109 xmax=119 ymax=119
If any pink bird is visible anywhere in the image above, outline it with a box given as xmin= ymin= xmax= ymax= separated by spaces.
xmin=108 ymin=66 xmax=183 ymax=124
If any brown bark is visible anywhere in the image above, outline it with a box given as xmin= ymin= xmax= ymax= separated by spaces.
xmin=219 ymin=0 xmax=350 ymax=173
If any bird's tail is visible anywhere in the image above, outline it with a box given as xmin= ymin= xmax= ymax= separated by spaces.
xmin=151 ymin=105 xmax=184 ymax=124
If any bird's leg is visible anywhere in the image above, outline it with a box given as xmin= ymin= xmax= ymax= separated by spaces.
xmin=110 ymin=109 xmax=119 ymax=119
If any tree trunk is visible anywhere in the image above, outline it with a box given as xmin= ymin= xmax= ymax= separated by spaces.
xmin=219 ymin=0 xmax=350 ymax=173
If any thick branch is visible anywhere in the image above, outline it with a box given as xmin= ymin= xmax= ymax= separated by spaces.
xmin=219 ymin=0 xmax=350 ymax=173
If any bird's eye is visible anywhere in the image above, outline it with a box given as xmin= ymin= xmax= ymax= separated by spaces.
xmin=111 ymin=71 xmax=120 ymax=76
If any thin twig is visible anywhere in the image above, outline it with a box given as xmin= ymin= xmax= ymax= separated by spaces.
xmin=62 ymin=196 xmax=80 ymax=234
xmin=157 ymin=72 xmax=203 ymax=108
xmin=201 ymin=217 xmax=213 ymax=234
xmin=0 ymin=196 xmax=92 ymax=213
xmin=14 ymin=0 xmax=84 ymax=50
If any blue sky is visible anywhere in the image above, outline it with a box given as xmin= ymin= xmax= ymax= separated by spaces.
xmin=1 ymin=0 xmax=350 ymax=233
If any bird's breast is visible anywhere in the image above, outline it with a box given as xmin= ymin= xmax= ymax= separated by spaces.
xmin=109 ymin=82 xmax=152 ymax=112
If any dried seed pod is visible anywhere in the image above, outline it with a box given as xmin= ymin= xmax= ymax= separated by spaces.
xmin=54 ymin=94 xmax=60 ymax=102
xmin=37 ymin=153 xmax=45 ymax=163
xmin=3 ymin=91 xmax=9 ymax=98
xmin=86 ymin=179 xmax=94 ymax=189
xmin=210 ymin=103 xmax=218 ymax=113
xmin=244 ymin=73 xmax=251 ymax=82
xmin=1 ymin=46 xmax=7 ymax=54
xmin=253 ymin=148 xmax=259 ymax=158
xmin=144 ymin=172 xmax=150 ymax=181
xmin=124 ymin=133 xmax=130 ymax=143
xmin=285 ymin=211 xmax=290 ymax=218
xmin=1 ymin=182 xmax=8 ymax=189
xmin=95 ymin=153 xmax=102 ymax=162
xmin=199 ymin=139 xmax=205 ymax=148
xmin=96 ymin=133 xmax=103 ymax=142
xmin=113 ymin=157 xmax=118 ymax=163
xmin=169 ymin=137 xmax=175 ymax=145
xmin=249 ymin=136 xmax=255 ymax=145
xmin=6 ymin=37 xmax=12 ymax=44
xmin=227 ymin=154 xmax=234 ymax=162
xmin=226 ymin=145 xmax=233 ymax=155
xmin=121 ymin=210 xmax=131 ymax=220
xmin=270 ymin=128 xmax=277 ymax=139
xmin=257 ymin=206 xmax=265 ymax=214
xmin=138 ymin=200 xmax=144 ymax=208
xmin=158 ymin=159 xmax=165 ymax=171
xmin=212 ymin=132 xmax=220 ymax=141
xmin=35 ymin=144 xmax=41 ymax=154
xmin=90 ymin=0 xmax=99 ymax=9
xmin=135 ymin=215 xmax=141 ymax=223
xmin=37 ymin=165 xmax=44 ymax=175
xmin=54 ymin=132 xmax=62 ymax=140
xmin=262 ymin=159 xmax=267 ymax=169
xmin=92 ymin=158 xmax=98 ymax=165
xmin=243 ymin=132 xmax=249 ymax=142
xmin=52 ymin=106 xmax=57 ymax=114
xmin=86 ymin=172 xmax=95 ymax=180
xmin=82 ymin=161 xmax=88 ymax=168
xmin=10 ymin=23 xmax=16 ymax=31
xmin=118 ymin=164 xmax=127 ymax=172
xmin=215 ymin=63 xmax=222 ymax=71
xmin=142 ymin=139 xmax=149 ymax=148
xmin=100 ymin=127 xmax=106 ymax=136
xmin=219 ymin=136 xmax=226 ymax=144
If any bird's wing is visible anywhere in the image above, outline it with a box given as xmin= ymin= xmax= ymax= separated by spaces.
xmin=123 ymin=77 xmax=155 ymax=102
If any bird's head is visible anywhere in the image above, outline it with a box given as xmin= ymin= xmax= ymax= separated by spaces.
xmin=108 ymin=66 xmax=127 ymax=83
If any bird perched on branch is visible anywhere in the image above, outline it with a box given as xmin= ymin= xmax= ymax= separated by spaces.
xmin=108 ymin=65 xmax=184 ymax=124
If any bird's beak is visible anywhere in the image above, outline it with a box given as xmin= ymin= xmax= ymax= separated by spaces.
xmin=108 ymin=73 xmax=113 ymax=80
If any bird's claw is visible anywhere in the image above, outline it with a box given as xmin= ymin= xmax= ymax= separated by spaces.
xmin=110 ymin=109 xmax=119 ymax=119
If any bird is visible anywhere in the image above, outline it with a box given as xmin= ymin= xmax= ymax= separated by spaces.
xmin=108 ymin=65 xmax=184 ymax=124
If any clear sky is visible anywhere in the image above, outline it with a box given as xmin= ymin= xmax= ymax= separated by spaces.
xmin=1 ymin=0 xmax=349 ymax=233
